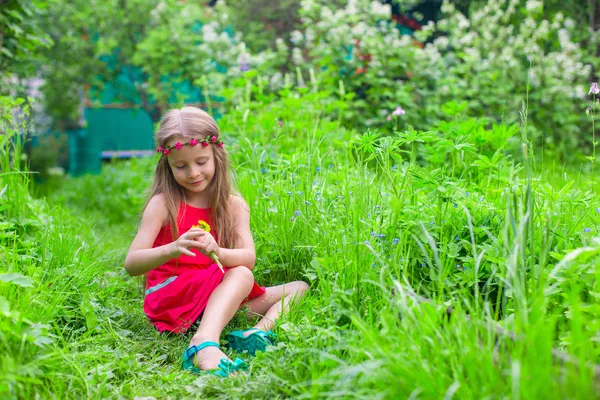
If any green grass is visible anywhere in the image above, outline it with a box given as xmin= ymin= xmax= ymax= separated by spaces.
xmin=2 ymin=89 xmax=600 ymax=399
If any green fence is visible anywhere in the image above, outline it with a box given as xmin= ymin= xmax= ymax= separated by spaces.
xmin=67 ymin=108 xmax=155 ymax=175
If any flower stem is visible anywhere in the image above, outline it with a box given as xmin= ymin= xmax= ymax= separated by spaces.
xmin=592 ymin=94 xmax=596 ymax=192
xmin=210 ymin=252 xmax=225 ymax=273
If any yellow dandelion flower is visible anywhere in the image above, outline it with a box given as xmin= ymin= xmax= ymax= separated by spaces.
xmin=192 ymin=220 xmax=211 ymax=232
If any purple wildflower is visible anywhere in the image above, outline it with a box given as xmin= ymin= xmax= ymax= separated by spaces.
xmin=589 ymin=82 xmax=600 ymax=95
xmin=392 ymin=106 xmax=406 ymax=116
xmin=584 ymin=228 xmax=591 ymax=233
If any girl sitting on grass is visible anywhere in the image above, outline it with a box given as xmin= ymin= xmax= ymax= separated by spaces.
xmin=124 ymin=106 xmax=309 ymax=377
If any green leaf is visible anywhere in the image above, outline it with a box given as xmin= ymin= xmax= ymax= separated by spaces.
xmin=1 ymin=47 xmax=15 ymax=58
xmin=80 ymin=293 xmax=98 ymax=331
xmin=303 ymin=272 xmax=318 ymax=282
xmin=0 ymin=272 xmax=33 ymax=287
xmin=0 ymin=296 xmax=9 ymax=314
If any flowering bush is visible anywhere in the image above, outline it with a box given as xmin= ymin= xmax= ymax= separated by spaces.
xmin=263 ymin=0 xmax=594 ymax=155
xmin=428 ymin=0 xmax=593 ymax=152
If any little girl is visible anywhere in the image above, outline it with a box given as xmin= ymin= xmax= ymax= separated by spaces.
xmin=124 ymin=106 xmax=309 ymax=377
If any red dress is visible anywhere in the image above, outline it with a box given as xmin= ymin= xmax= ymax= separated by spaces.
xmin=144 ymin=203 xmax=266 ymax=333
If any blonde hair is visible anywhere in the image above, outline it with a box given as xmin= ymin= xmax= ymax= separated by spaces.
xmin=146 ymin=106 xmax=237 ymax=249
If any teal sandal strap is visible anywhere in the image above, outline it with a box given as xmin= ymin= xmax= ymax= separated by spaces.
xmin=218 ymin=357 xmax=248 ymax=373
xmin=182 ymin=341 xmax=248 ymax=377
xmin=183 ymin=341 xmax=220 ymax=362
xmin=182 ymin=341 xmax=220 ymax=373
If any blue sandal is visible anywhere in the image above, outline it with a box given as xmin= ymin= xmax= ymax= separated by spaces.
xmin=225 ymin=328 xmax=277 ymax=356
xmin=182 ymin=341 xmax=248 ymax=377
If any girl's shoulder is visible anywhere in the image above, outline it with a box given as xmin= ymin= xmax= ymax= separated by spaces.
xmin=147 ymin=193 xmax=167 ymax=209
xmin=143 ymin=194 xmax=169 ymax=223
xmin=229 ymin=194 xmax=250 ymax=212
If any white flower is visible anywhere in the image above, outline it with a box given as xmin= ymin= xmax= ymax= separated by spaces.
xmin=370 ymin=1 xmax=390 ymax=18
xmin=290 ymin=30 xmax=304 ymax=45
xmin=457 ymin=15 xmax=470 ymax=30
xmin=202 ymin=24 xmax=218 ymax=42
xmin=464 ymin=47 xmax=480 ymax=60
xmin=292 ymin=47 xmax=304 ymax=65
xmin=346 ymin=0 xmax=359 ymax=16
xmin=352 ymin=22 xmax=369 ymax=36
xmin=525 ymin=0 xmax=542 ymax=11
xmin=574 ymin=86 xmax=585 ymax=98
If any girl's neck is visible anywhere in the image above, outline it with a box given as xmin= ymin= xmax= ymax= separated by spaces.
xmin=183 ymin=192 xmax=209 ymax=209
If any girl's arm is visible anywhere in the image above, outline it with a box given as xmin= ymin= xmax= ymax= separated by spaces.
xmin=124 ymin=194 xmax=203 ymax=276
xmin=212 ymin=195 xmax=257 ymax=270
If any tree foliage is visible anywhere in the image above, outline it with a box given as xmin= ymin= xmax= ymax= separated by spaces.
xmin=0 ymin=0 xmax=51 ymax=83
xmin=28 ymin=0 xmax=260 ymax=127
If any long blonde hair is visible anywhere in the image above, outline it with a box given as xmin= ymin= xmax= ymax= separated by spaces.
xmin=145 ymin=106 xmax=237 ymax=249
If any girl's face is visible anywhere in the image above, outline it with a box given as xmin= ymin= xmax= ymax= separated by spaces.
xmin=166 ymin=139 xmax=216 ymax=199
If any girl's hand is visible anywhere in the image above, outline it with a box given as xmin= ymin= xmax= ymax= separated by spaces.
xmin=194 ymin=231 xmax=220 ymax=257
xmin=170 ymin=228 xmax=205 ymax=257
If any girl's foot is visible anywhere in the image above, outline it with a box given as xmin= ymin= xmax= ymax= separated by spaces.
xmin=189 ymin=338 xmax=231 ymax=371
xmin=243 ymin=327 xmax=265 ymax=337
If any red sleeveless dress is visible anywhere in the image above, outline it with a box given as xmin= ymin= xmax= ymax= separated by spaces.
xmin=143 ymin=203 xmax=266 ymax=333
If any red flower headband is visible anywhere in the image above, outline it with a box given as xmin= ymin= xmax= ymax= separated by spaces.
xmin=156 ymin=135 xmax=224 ymax=156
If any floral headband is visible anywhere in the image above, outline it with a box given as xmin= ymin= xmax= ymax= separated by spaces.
xmin=156 ymin=135 xmax=224 ymax=155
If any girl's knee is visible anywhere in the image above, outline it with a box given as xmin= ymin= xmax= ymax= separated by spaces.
xmin=225 ymin=266 xmax=254 ymax=287
xmin=292 ymin=280 xmax=309 ymax=295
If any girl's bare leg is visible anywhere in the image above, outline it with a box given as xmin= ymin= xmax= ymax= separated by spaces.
xmin=242 ymin=281 xmax=309 ymax=334
xmin=189 ymin=267 xmax=254 ymax=370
